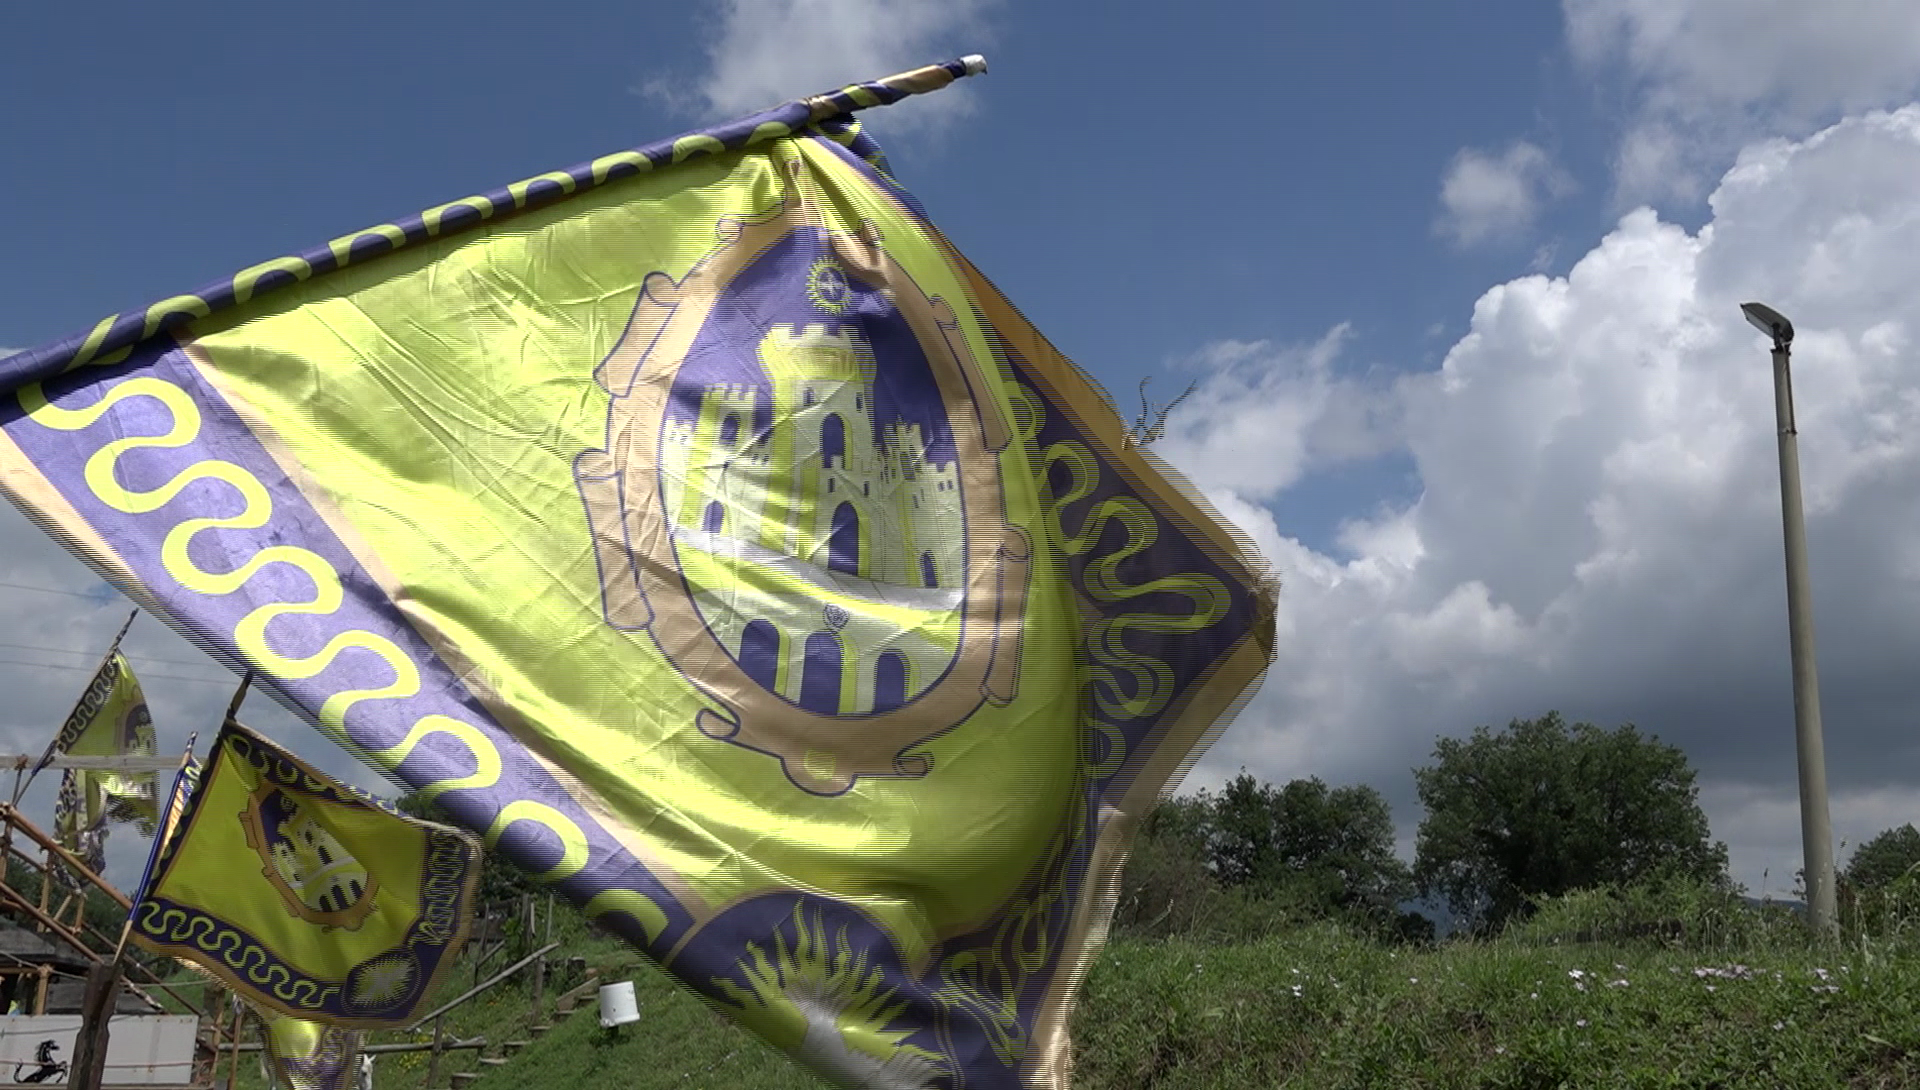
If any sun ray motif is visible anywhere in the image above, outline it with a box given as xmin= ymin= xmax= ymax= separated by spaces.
xmin=714 ymin=903 xmax=949 ymax=1089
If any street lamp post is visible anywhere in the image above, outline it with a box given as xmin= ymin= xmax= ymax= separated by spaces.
xmin=1741 ymin=302 xmax=1837 ymax=939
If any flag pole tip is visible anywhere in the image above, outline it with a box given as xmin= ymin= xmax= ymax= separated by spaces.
xmin=961 ymin=54 xmax=988 ymax=76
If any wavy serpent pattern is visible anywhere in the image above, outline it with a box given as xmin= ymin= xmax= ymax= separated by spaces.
xmin=19 ymin=374 xmax=667 ymax=942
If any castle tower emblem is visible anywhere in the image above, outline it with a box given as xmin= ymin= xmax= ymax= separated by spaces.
xmin=241 ymin=785 xmax=380 ymax=930
xmin=574 ymin=152 xmax=1030 ymax=795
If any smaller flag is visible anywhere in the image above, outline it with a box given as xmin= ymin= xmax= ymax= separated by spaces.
xmin=46 ymin=651 xmax=160 ymax=830
xmin=254 ymin=1007 xmax=365 ymax=1090
xmin=128 ymin=722 xmax=482 ymax=1028
xmin=52 ymin=768 xmax=107 ymax=881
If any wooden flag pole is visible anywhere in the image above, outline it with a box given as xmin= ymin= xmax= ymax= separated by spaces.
xmin=14 ymin=606 xmax=138 ymax=803
xmin=73 ymin=669 xmax=244 ymax=1090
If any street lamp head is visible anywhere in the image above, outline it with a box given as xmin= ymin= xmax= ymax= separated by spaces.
xmin=1741 ymin=302 xmax=1795 ymax=348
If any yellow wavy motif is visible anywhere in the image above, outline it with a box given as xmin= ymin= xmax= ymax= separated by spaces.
xmin=20 ymin=374 xmax=668 ymax=942
xmin=136 ymin=902 xmax=341 ymax=1011
xmin=1010 ymin=383 xmax=1231 ymax=732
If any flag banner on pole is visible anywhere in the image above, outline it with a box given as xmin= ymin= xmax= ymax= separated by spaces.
xmin=47 ymin=651 xmax=160 ymax=831
xmin=126 ymin=723 xmax=482 ymax=1028
xmin=130 ymin=744 xmax=200 ymax=911
xmin=53 ymin=768 xmax=107 ymax=881
xmin=0 ymin=59 xmax=1273 ymax=1087
xmin=254 ymin=1006 xmax=365 ymax=1090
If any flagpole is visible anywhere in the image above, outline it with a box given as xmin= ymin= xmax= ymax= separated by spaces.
xmin=74 ymin=668 xmax=245 ymax=1090
xmin=14 ymin=607 xmax=138 ymax=804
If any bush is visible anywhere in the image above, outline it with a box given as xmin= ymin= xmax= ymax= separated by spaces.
xmin=1112 ymin=823 xmax=1220 ymax=940
xmin=1499 ymin=874 xmax=1809 ymax=953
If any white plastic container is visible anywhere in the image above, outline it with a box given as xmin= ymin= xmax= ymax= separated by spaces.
xmin=598 ymin=980 xmax=640 ymax=1028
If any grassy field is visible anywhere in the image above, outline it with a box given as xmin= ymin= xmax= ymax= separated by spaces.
xmin=176 ymin=883 xmax=1920 ymax=1089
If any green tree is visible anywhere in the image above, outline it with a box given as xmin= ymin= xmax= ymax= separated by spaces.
xmin=395 ymin=790 xmax=543 ymax=905
xmin=1113 ymin=795 xmax=1217 ymax=937
xmin=1412 ymin=711 xmax=1728 ymax=933
xmin=1203 ymin=772 xmax=1413 ymax=924
xmin=1844 ymin=824 xmax=1920 ymax=891
xmin=1839 ymin=824 xmax=1920 ymax=933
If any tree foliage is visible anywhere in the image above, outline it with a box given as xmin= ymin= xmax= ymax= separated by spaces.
xmin=1844 ymin=824 xmax=1920 ymax=891
xmin=1412 ymin=711 xmax=1728 ymax=934
xmin=1116 ymin=773 xmax=1420 ymax=941
xmin=1205 ymin=772 xmax=1413 ymax=920
xmin=395 ymin=789 xmax=543 ymax=905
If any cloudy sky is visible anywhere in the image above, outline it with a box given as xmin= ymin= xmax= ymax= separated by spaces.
xmin=4 ymin=1 xmax=1920 ymax=899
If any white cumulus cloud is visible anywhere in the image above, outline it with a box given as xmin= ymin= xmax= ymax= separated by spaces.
xmin=1154 ymin=326 xmax=1400 ymax=502
xmin=1564 ymin=0 xmax=1920 ymax=204
xmin=1168 ymin=105 xmax=1920 ymax=896
xmin=649 ymin=0 xmax=995 ymax=131
xmin=1436 ymin=141 xmax=1574 ymax=246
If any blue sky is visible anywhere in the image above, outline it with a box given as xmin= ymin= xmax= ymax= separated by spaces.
xmin=7 ymin=1 xmax=1920 ymax=898
xmin=5 ymin=1 xmax=1591 ymax=553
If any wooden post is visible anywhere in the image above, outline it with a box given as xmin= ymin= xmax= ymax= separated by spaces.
xmin=530 ymin=953 xmax=546 ymax=1018
xmin=426 ymin=1013 xmax=446 ymax=1088
xmin=36 ymin=845 xmax=52 ymax=922
xmin=68 ymin=960 xmax=122 ymax=1090
xmin=1 ymin=803 xmax=14 ymax=887
xmin=34 ymin=962 xmax=50 ymax=1014
xmin=225 ymin=998 xmax=243 ymax=1090
xmin=202 ymin=994 xmax=226 ymax=1089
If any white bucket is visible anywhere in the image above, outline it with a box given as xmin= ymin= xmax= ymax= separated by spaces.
xmin=598 ymin=980 xmax=641 ymax=1028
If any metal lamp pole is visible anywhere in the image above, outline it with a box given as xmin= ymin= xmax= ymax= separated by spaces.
xmin=1741 ymin=301 xmax=1837 ymax=938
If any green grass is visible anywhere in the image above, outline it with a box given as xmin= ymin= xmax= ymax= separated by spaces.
xmin=179 ymin=887 xmax=1920 ymax=1089
xmin=1071 ymin=925 xmax=1920 ymax=1088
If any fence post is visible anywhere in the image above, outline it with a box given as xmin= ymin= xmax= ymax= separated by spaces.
xmin=68 ymin=960 xmax=121 ymax=1090
xmin=530 ymin=953 xmax=546 ymax=1020
xmin=426 ymin=1014 xmax=446 ymax=1088
xmin=36 ymin=845 xmax=52 ymax=922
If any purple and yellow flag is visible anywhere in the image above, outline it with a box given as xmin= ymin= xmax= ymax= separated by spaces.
xmin=49 ymin=651 xmax=157 ymax=876
xmin=252 ymin=1008 xmax=365 ymax=1090
xmin=129 ymin=723 xmax=481 ymax=1028
xmin=0 ymin=58 xmax=1272 ymax=1088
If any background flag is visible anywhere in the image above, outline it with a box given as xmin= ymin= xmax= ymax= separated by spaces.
xmin=49 ymin=651 xmax=157 ymax=878
xmin=52 ymin=767 xmax=108 ymax=878
xmin=0 ymin=59 xmax=1273 ymax=1087
xmin=254 ymin=1007 xmax=365 ymax=1090
xmin=126 ymin=723 xmax=481 ymax=1028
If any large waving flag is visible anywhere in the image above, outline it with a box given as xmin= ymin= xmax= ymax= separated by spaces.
xmin=0 ymin=58 xmax=1273 ymax=1087
xmin=127 ymin=723 xmax=482 ymax=1028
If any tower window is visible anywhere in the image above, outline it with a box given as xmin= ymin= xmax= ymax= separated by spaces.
xmin=920 ymin=552 xmax=937 ymax=588
xmin=829 ymin=502 xmax=860 ymax=576
xmin=800 ymin=631 xmax=843 ymax=714
xmin=703 ymin=501 xmax=724 ymax=534
xmin=874 ymin=651 xmax=908 ymax=714
xmin=740 ymin=619 xmax=780 ymax=694
xmin=719 ymin=414 xmax=739 ymax=449
xmin=822 ymin=414 xmax=846 ymax=467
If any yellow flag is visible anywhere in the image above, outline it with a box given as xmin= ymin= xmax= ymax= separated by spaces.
xmin=1 ymin=61 xmax=1274 ymax=1087
xmin=254 ymin=1006 xmax=364 ymax=1090
xmin=47 ymin=651 xmax=159 ymax=834
xmin=128 ymin=722 xmax=481 ymax=1028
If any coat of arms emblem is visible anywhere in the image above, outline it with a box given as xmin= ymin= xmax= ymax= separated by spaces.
xmin=574 ymin=153 xmax=1031 ymax=795
xmin=241 ymin=784 xmax=379 ymax=930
